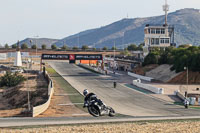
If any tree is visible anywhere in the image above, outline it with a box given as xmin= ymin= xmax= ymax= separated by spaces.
xmin=21 ymin=43 xmax=28 ymax=49
xmin=61 ymin=45 xmax=68 ymax=50
xmin=31 ymin=44 xmax=37 ymax=49
xmin=4 ymin=44 xmax=9 ymax=49
xmin=120 ymin=50 xmax=130 ymax=56
xmin=12 ymin=44 xmax=17 ymax=49
xmin=42 ymin=44 xmax=46 ymax=50
xmin=92 ymin=47 xmax=96 ymax=51
xmin=102 ymin=46 xmax=108 ymax=51
xmin=137 ymin=43 xmax=144 ymax=51
xmin=127 ymin=44 xmax=137 ymax=51
xmin=82 ymin=45 xmax=89 ymax=51
xmin=51 ymin=44 xmax=57 ymax=50
xmin=143 ymin=52 xmax=160 ymax=66
xmin=72 ymin=46 xmax=78 ymax=50
xmin=111 ymin=46 xmax=117 ymax=50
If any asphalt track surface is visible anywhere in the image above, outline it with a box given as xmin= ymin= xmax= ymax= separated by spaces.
xmin=1 ymin=61 xmax=200 ymax=128
xmin=49 ymin=61 xmax=200 ymax=117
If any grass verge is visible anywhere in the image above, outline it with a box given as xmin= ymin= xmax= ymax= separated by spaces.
xmin=46 ymin=66 xmax=87 ymax=112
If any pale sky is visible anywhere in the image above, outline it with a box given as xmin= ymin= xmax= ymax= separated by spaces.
xmin=0 ymin=0 xmax=200 ymax=45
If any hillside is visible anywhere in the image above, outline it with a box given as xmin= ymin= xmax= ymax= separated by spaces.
xmin=54 ymin=8 xmax=200 ymax=48
xmin=17 ymin=38 xmax=59 ymax=49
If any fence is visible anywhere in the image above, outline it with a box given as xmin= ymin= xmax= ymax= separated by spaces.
xmin=128 ymin=72 xmax=154 ymax=82
xmin=132 ymin=79 xmax=164 ymax=94
xmin=32 ymin=70 xmax=54 ymax=117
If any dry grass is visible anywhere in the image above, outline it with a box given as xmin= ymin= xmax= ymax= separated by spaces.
xmin=1 ymin=121 xmax=200 ymax=133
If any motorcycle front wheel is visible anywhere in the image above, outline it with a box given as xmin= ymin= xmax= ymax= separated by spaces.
xmin=88 ymin=106 xmax=100 ymax=117
xmin=108 ymin=106 xmax=115 ymax=117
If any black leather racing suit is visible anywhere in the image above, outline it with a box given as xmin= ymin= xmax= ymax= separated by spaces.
xmin=84 ymin=93 xmax=104 ymax=107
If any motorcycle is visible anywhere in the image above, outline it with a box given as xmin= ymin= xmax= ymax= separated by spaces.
xmin=84 ymin=100 xmax=115 ymax=117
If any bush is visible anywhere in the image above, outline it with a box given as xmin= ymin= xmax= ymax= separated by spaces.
xmin=21 ymin=43 xmax=28 ymax=49
xmin=143 ymin=52 xmax=160 ymax=66
xmin=0 ymin=72 xmax=26 ymax=87
xmin=51 ymin=44 xmax=57 ymax=50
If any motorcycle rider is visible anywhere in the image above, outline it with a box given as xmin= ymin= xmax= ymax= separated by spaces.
xmin=184 ymin=98 xmax=189 ymax=109
xmin=83 ymin=89 xmax=105 ymax=108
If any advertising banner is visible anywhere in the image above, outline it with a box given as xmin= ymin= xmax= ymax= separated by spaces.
xmin=41 ymin=54 xmax=69 ymax=60
xmin=41 ymin=54 xmax=102 ymax=60
xmin=75 ymin=54 xmax=102 ymax=60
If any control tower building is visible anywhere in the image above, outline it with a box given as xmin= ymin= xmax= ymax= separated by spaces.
xmin=143 ymin=0 xmax=175 ymax=56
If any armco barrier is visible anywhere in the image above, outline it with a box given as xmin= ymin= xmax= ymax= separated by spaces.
xmin=132 ymin=79 xmax=164 ymax=94
xmin=128 ymin=72 xmax=154 ymax=82
xmin=32 ymin=71 xmax=54 ymax=117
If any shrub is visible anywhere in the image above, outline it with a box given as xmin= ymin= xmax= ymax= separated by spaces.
xmin=0 ymin=72 xmax=26 ymax=87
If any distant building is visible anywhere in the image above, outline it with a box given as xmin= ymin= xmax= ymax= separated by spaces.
xmin=144 ymin=24 xmax=175 ymax=48
xmin=143 ymin=0 xmax=176 ymax=56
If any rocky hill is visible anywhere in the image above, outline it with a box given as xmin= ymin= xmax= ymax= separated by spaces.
xmin=17 ymin=38 xmax=59 ymax=49
xmin=54 ymin=8 xmax=200 ymax=48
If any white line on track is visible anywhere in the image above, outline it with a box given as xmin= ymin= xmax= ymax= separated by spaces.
xmin=58 ymin=103 xmax=83 ymax=106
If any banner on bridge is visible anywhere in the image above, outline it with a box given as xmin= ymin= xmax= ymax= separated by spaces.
xmin=41 ymin=54 xmax=69 ymax=60
xmin=75 ymin=54 xmax=102 ymax=60
xmin=42 ymin=54 xmax=102 ymax=60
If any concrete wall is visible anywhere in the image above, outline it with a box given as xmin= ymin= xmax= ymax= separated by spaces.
xmin=128 ymin=72 xmax=153 ymax=82
xmin=132 ymin=79 xmax=164 ymax=94
xmin=32 ymin=71 xmax=54 ymax=117
xmin=176 ymin=91 xmax=185 ymax=101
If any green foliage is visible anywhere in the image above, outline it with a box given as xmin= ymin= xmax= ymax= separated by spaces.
xmin=0 ymin=72 xmax=26 ymax=87
xmin=12 ymin=44 xmax=17 ymax=49
xmin=143 ymin=52 xmax=160 ymax=66
xmin=92 ymin=47 xmax=96 ymax=51
xmin=127 ymin=44 xmax=137 ymax=51
xmin=102 ymin=46 xmax=108 ymax=50
xmin=72 ymin=46 xmax=78 ymax=50
xmin=111 ymin=46 xmax=117 ymax=50
xmin=61 ymin=45 xmax=68 ymax=50
xmin=21 ymin=43 xmax=28 ymax=49
xmin=41 ymin=44 xmax=46 ymax=49
xmin=31 ymin=44 xmax=37 ymax=49
xmin=127 ymin=43 xmax=143 ymax=51
xmin=138 ymin=43 xmax=144 ymax=50
xmin=143 ymin=46 xmax=200 ymax=72
xmin=5 ymin=44 xmax=9 ymax=49
xmin=51 ymin=44 xmax=57 ymax=50
xmin=81 ymin=45 xmax=89 ymax=50
xmin=120 ymin=50 xmax=130 ymax=56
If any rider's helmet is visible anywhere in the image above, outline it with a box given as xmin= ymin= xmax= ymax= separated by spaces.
xmin=83 ymin=89 xmax=89 ymax=96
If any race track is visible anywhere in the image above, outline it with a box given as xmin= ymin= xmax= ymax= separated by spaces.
xmin=49 ymin=61 xmax=200 ymax=117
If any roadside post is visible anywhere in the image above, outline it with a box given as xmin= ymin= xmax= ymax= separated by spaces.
xmin=113 ymin=81 xmax=117 ymax=88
